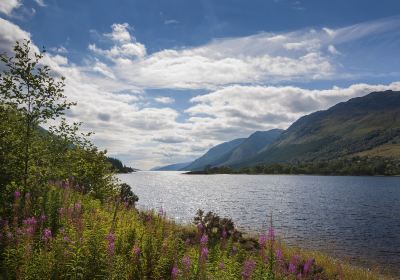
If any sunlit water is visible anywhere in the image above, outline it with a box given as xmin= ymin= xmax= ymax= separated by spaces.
xmin=118 ymin=171 xmax=400 ymax=275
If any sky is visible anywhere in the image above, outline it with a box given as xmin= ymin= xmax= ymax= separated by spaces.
xmin=1 ymin=0 xmax=400 ymax=169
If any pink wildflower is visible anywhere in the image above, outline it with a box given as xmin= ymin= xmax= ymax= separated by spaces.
xmin=14 ymin=191 xmax=21 ymax=199
xmin=182 ymin=255 xmax=191 ymax=271
xmin=171 ymin=266 xmax=179 ymax=279
xmin=132 ymin=245 xmax=141 ymax=257
xmin=242 ymin=260 xmax=256 ymax=280
xmin=197 ymin=223 xmax=204 ymax=233
xmin=200 ymin=247 xmax=209 ymax=262
xmin=259 ymin=234 xmax=267 ymax=247
xmin=43 ymin=228 xmax=52 ymax=243
xmin=200 ymin=234 xmax=208 ymax=246
xmin=106 ymin=231 xmax=115 ymax=255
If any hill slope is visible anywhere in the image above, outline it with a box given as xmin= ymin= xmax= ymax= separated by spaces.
xmin=239 ymin=90 xmax=400 ymax=167
xmin=182 ymin=138 xmax=245 ymax=171
xmin=216 ymin=129 xmax=283 ymax=167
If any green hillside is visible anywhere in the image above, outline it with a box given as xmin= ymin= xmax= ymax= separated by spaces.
xmin=182 ymin=138 xmax=245 ymax=171
xmin=239 ymin=90 xmax=400 ymax=167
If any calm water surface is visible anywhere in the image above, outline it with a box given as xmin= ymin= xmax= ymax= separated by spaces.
xmin=118 ymin=171 xmax=400 ymax=275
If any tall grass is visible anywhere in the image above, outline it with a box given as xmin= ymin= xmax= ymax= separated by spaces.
xmin=0 ymin=181 xmax=392 ymax=279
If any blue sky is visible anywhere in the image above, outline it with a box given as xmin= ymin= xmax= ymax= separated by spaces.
xmin=1 ymin=0 xmax=400 ymax=169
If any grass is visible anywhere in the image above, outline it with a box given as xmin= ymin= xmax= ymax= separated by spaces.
xmin=0 ymin=181 xmax=394 ymax=280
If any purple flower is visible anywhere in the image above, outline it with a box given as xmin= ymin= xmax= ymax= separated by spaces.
xmin=40 ymin=214 xmax=46 ymax=222
xmin=241 ymin=260 xmax=256 ymax=280
xmin=132 ymin=245 xmax=141 ymax=257
xmin=74 ymin=202 xmax=82 ymax=212
xmin=25 ymin=226 xmax=35 ymax=236
xmin=25 ymin=192 xmax=30 ymax=199
xmin=268 ymin=228 xmax=275 ymax=242
xmin=197 ymin=223 xmax=204 ymax=233
xmin=288 ymin=262 xmax=297 ymax=274
xmin=200 ymin=247 xmax=209 ymax=262
xmin=303 ymin=258 xmax=314 ymax=275
xmin=200 ymin=234 xmax=208 ymax=246
xmin=14 ymin=191 xmax=21 ymax=199
xmin=62 ymin=180 xmax=70 ymax=189
xmin=106 ymin=231 xmax=115 ymax=255
xmin=221 ymin=229 xmax=227 ymax=239
xmin=43 ymin=228 xmax=52 ymax=243
xmin=182 ymin=255 xmax=191 ymax=271
xmin=185 ymin=238 xmax=191 ymax=246
xmin=23 ymin=217 xmax=37 ymax=226
xmin=275 ymin=249 xmax=283 ymax=262
xmin=219 ymin=262 xmax=225 ymax=270
xmin=259 ymin=234 xmax=267 ymax=247
xmin=171 ymin=266 xmax=179 ymax=279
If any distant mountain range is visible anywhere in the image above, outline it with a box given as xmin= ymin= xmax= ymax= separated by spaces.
xmin=151 ymin=162 xmax=192 ymax=171
xmin=152 ymin=90 xmax=400 ymax=172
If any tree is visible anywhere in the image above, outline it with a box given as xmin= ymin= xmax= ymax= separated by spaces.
xmin=0 ymin=40 xmax=75 ymax=189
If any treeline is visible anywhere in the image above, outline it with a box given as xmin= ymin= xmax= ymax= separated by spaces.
xmin=106 ymin=157 xmax=135 ymax=173
xmin=189 ymin=156 xmax=400 ymax=176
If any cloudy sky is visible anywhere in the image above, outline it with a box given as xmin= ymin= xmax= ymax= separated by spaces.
xmin=1 ymin=0 xmax=400 ymax=169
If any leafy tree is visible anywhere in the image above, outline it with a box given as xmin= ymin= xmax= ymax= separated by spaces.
xmin=0 ymin=40 xmax=75 ymax=189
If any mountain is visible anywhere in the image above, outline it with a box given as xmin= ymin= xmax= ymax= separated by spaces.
xmin=238 ymin=90 xmax=400 ymax=167
xmin=215 ymin=129 xmax=283 ymax=167
xmin=151 ymin=162 xmax=193 ymax=171
xmin=182 ymin=138 xmax=245 ymax=171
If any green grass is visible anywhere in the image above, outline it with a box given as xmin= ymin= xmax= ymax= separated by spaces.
xmin=0 ymin=183 xmax=394 ymax=279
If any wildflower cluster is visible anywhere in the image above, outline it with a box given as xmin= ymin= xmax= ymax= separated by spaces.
xmin=0 ymin=182 xmax=383 ymax=280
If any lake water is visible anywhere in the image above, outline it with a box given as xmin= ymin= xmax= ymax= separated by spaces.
xmin=118 ymin=171 xmax=400 ymax=275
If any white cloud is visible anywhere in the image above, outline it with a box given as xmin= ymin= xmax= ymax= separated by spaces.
xmin=1 ymin=17 xmax=400 ymax=169
xmin=185 ymin=82 xmax=400 ymax=141
xmin=88 ymin=23 xmax=146 ymax=60
xmin=328 ymin=45 xmax=340 ymax=55
xmin=86 ymin=17 xmax=400 ymax=90
xmin=0 ymin=0 xmax=21 ymax=15
xmin=154 ymin=96 xmax=175 ymax=104
xmin=106 ymin=23 xmax=132 ymax=43
xmin=50 ymin=46 xmax=68 ymax=54
xmin=34 ymin=0 xmax=46 ymax=7
xmin=0 ymin=18 xmax=32 ymax=54
xmin=164 ymin=19 xmax=179 ymax=25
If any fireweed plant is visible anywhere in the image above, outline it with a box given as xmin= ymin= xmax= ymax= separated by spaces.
xmin=0 ymin=180 xmax=388 ymax=279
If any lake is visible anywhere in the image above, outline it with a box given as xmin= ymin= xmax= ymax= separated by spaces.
xmin=118 ymin=171 xmax=400 ymax=275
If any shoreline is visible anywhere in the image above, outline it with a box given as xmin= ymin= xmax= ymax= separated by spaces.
xmin=182 ymin=171 xmax=400 ymax=177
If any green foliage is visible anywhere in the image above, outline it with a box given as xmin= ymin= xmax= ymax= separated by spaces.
xmin=119 ymin=183 xmax=139 ymax=207
xmin=193 ymin=156 xmax=400 ymax=176
xmin=0 ymin=40 xmax=116 ymax=201
xmin=0 ymin=40 xmax=75 ymax=189
xmin=106 ymin=157 xmax=135 ymax=173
